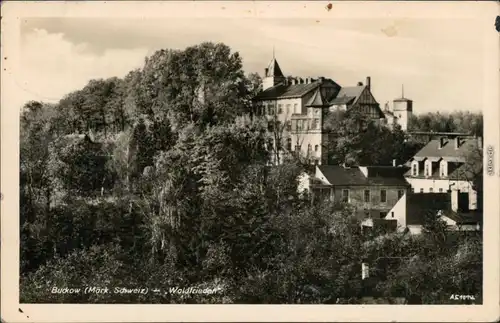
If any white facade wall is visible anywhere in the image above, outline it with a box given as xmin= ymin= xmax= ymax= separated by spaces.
xmin=405 ymin=177 xmax=477 ymax=209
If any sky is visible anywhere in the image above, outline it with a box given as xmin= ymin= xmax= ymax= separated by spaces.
xmin=18 ymin=16 xmax=485 ymax=114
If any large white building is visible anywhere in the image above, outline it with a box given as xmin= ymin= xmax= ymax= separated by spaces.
xmin=252 ymin=56 xmax=385 ymax=164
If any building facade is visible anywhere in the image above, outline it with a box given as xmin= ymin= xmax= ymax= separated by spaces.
xmin=382 ymin=190 xmax=482 ymax=235
xmin=404 ymin=135 xmax=483 ymax=210
xmin=299 ymin=165 xmax=411 ymax=220
xmin=382 ymin=93 xmax=413 ymax=131
xmin=253 ymin=56 xmax=385 ymax=164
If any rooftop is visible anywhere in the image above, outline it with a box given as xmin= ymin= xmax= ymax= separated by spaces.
xmin=317 ymin=165 xmax=410 ymax=187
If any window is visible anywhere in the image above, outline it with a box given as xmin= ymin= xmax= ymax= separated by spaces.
xmin=278 ymin=104 xmax=283 ymax=114
xmin=398 ymin=190 xmax=405 ymax=199
xmin=439 ymin=188 xmax=443 ymax=193
xmin=286 ymin=121 xmax=291 ymax=131
xmin=293 ymin=103 xmax=298 ymax=113
xmin=429 ymin=188 xmax=433 ymax=192
xmin=295 ymin=144 xmax=301 ymax=152
xmin=286 ymin=104 xmax=291 ymax=114
xmin=411 ymin=188 xmax=415 ymax=193
xmin=297 ymin=120 xmax=303 ymax=131
xmin=380 ymin=189 xmax=387 ymax=203
xmin=364 ymin=190 xmax=370 ymax=202
xmin=342 ymin=189 xmax=350 ymax=202
xmin=286 ymin=138 xmax=292 ymax=151
xmin=412 ymin=163 xmax=417 ymax=176
xmin=267 ymin=121 xmax=274 ymax=132
xmin=391 ymin=212 xmax=394 ymax=218
xmin=269 ymin=105 xmax=275 ymax=115
xmin=425 ymin=164 xmax=430 ymax=177
xmin=315 ymin=108 xmax=320 ymax=115
xmin=311 ymin=119 xmax=318 ymax=130
xmin=307 ymin=144 xmax=312 ymax=154
xmin=314 ymin=145 xmax=319 ymax=152
xmin=420 ymin=188 xmax=424 ymax=193
xmin=380 ymin=212 xmax=387 ymax=218
xmin=314 ymin=159 xmax=319 ymax=165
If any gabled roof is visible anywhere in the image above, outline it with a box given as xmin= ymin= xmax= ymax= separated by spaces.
xmin=317 ymin=165 xmax=409 ymax=187
xmin=332 ymin=86 xmax=365 ymax=106
xmin=409 ymin=137 xmax=480 ymax=161
xmin=442 ymin=209 xmax=482 ymax=225
xmin=265 ymin=58 xmax=284 ymax=78
xmin=329 ymin=95 xmax=356 ymax=105
xmin=253 ymin=82 xmax=320 ymax=100
xmin=305 ymin=88 xmax=327 ymax=107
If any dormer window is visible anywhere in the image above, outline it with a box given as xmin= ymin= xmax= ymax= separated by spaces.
xmin=440 ymin=160 xmax=448 ymax=178
xmin=412 ymin=161 xmax=418 ymax=176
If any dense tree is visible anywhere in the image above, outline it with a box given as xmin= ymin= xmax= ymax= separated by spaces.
xmin=408 ymin=111 xmax=483 ymax=136
xmin=19 ymin=42 xmax=482 ymax=305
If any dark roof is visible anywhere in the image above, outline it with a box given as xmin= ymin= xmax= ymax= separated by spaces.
xmin=253 ymin=82 xmax=320 ymax=100
xmin=442 ymin=210 xmax=482 ymax=225
xmin=265 ymin=58 xmax=284 ymax=78
xmin=317 ymin=165 xmax=409 ymax=187
xmin=329 ymin=95 xmax=356 ymax=105
xmin=448 ymin=162 xmax=483 ymax=181
xmin=305 ymin=88 xmax=326 ymax=107
xmin=334 ymin=86 xmax=365 ymax=105
xmin=405 ymin=193 xmax=451 ymax=225
xmin=410 ymin=137 xmax=480 ymax=161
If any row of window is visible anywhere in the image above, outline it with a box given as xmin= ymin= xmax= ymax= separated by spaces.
xmin=293 ymin=119 xmax=320 ymax=131
xmin=340 ymin=189 xmax=405 ymax=203
xmin=259 ymin=103 xmax=299 ymax=116
xmin=412 ymin=162 xmax=448 ymax=177
xmin=412 ymin=188 xmax=445 ymax=193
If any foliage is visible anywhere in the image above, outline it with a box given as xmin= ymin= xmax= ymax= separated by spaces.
xmin=408 ymin=111 xmax=483 ymax=136
xmin=19 ymin=42 xmax=482 ymax=305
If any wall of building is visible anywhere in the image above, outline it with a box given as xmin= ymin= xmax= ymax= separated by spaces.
xmin=407 ymin=225 xmax=423 ymax=235
xmin=405 ymin=177 xmax=477 ymax=210
xmin=388 ymin=193 xmax=407 ymax=228
xmin=329 ymin=185 xmax=408 ymax=217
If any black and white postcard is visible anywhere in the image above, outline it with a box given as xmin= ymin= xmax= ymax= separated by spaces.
xmin=1 ymin=1 xmax=499 ymax=322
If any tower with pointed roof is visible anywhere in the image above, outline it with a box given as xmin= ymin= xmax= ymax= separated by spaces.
xmin=262 ymin=54 xmax=285 ymax=91
xmin=392 ymin=85 xmax=413 ymax=131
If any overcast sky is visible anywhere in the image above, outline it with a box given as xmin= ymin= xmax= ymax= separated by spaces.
xmin=19 ymin=17 xmax=484 ymax=114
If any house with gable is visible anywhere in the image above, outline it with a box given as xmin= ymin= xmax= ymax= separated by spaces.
xmin=298 ymin=164 xmax=410 ymax=220
xmin=252 ymin=56 xmax=385 ymax=165
xmin=404 ymin=134 xmax=483 ymax=211
xmin=376 ymin=190 xmax=482 ymax=235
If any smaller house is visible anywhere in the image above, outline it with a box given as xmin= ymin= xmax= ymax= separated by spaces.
xmin=298 ymin=164 xmax=410 ymax=220
xmin=377 ymin=189 xmax=482 ymax=235
xmin=404 ymin=135 xmax=482 ymax=210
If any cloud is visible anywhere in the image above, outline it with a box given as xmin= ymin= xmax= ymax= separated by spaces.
xmin=17 ymin=28 xmax=150 ymax=106
xmin=15 ymin=18 xmax=484 ymax=114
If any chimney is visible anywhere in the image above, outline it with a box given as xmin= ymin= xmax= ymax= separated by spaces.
xmin=454 ymin=137 xmax=460 ymax=149
xmin=439 ymin=137 xmax=446 ymax=149
xmin=299 ymin=78 xmax=304 ymax=84
xmin=451 ymin=189 xmax=459 ymax=212
xmin=366 ymin=76 xmax=371 ymax=90
xmin=392 ymin=159 xmax=396 ymax=167
xmin=264 ymin=68 xmax=269 ymax=77
xmin=318 ymin=77 xmax=325 ymax=83
xmin=357 ymin=81 xmax=364 ymax=86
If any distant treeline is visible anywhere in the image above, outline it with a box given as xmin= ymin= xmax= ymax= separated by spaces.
xmin=408 ymin=111 xmax=483 ymax=136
